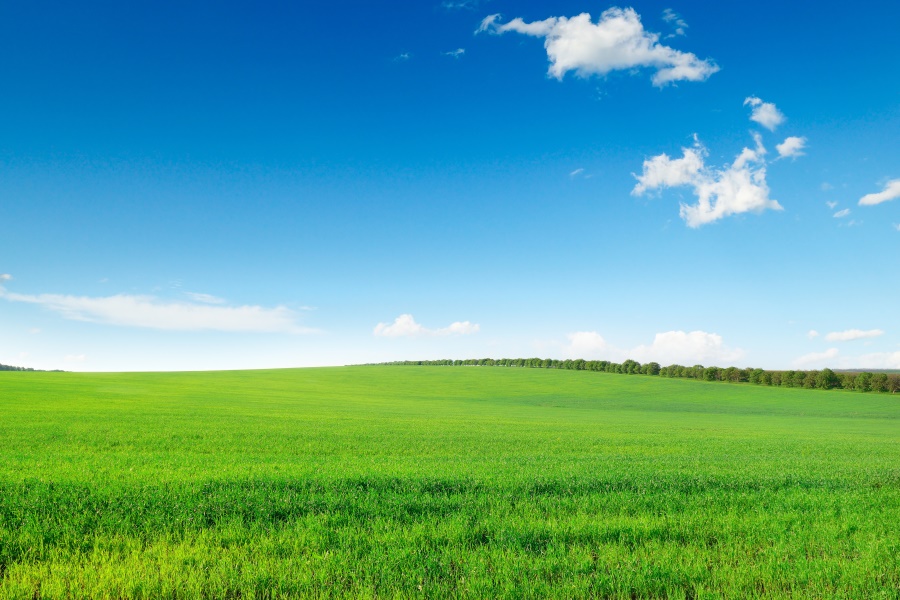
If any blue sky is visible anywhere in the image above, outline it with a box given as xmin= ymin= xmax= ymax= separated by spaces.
xmin=1 ymin=0 xmax=898 ymax=371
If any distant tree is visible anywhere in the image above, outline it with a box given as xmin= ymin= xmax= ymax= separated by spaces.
xmin=854 ymin=372 xmax=873 ymax=392
xmin=888 ymin=374 xmax=900 ymax=393
xmin=816 ymin=368 xmax=840 ymax=390
xmin=870 ymin=373 xmax=889 ymax=393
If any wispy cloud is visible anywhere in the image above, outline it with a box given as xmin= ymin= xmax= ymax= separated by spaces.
xmin=744 ymin=96 xmax=785 ymax=131
xmin=0 ymin=274 xmax=11 ymax=281
xmin=859 ymin=179 xmax=900 ymax=206
xmin=569 ymin=168 xmax=585 ymax=177
xmin=776 ymin=136 xmax=806 ymax=159
xmin=833 ymin=208 xmax=851 ymax=218
xmin=826 ymin=201 xmax=838 ymax=209
xmin=477 ymin=7 xmax=718 ymax=87
xmin=373 ymin=314 xmax=479 ymax=337
xmin=633 ymin=131 xmax=782 ymax=227
xmin=184 ymin=292 xmax=227 ymax=305
xmin=661 ymin=8 xmax=688 ymax=37
xmin=394 ymin=52 xmax=412 ymax=62
xmin=442 ymin=0 xmax=484 ymax=10
xmin=64 ymin=354 xmax=87 ymax=363
xmin=0 ymin=286 xmax=315 ymax=334
xmin=825 ymin=329 xmax=884 ymax=342
xmin=442 ymin=48 xmax=465 ymax=58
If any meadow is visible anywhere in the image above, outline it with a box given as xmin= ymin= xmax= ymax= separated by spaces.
xmin=0 ymin=366 xmax=898 ymax=598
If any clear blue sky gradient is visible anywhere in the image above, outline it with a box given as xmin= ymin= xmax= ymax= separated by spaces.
xmin=2 ymin=0 xmax=898 ymax=371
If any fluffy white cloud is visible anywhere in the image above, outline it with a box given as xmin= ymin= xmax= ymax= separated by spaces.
xmin=631 ymin=139 xmax=705 ymax=194
xmin=478 ymin=7 xmax=718 ymax=87
xmin=833 ymin=208 xmax=851 ymax=218
xmin=373 ymin=314 xmax=480 ymax=338
xmin=859 ymin=179 xmax=900 ymax=206
xmin=633 ymin=133 xmax=783 ymax=227
xmin=776 ymin=136 xmax=806 ymax=159
xmin=566 ymin=331 xmax=610 ymax=356
xmin=850 ymin=351 xmax=900 ymax=369
xmin=562 ymin=329 xmax=742 ymax=365
xmin=793 ymin=348 xmax=900 ymax=370
xmin=808 ymin=330 xmax=819 ymax=339
xmin=793 ymin=348 xmax=839 ymax=368
xmin=630 ymin=330 xmax=743 ymax=365
xmin=0 ymin=274 xmax=11 ymax=281
xmin=825 ymin=329 xmax=884 ymax=342
xmin=0 ymin=287 xmax=313 ymax=333
xmin=744 ymin=96 xmax=785 ymax=130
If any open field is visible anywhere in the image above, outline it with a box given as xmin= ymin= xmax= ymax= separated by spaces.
xmin=1 ymin=366 xmax=898 ymax=598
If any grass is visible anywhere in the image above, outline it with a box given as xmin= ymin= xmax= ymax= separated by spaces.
xmin=0 ymin=366 xmax=898 ymax=598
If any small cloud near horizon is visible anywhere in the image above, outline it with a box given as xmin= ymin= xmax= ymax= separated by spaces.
xmin=374 ymin=314 xmax=480 ymax=337
xmin=825 ymin=329 xmax=884 ymax=342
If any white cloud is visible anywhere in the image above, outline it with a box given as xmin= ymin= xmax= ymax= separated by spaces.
xmin=443 ymin=0 xmax=482 ymax=9
xmin=0 ymin=287 xmax=313 ymax=334
xmin=64 ymin=354 xmax=87 ymax=363
xmin=807 ymin=330 xmax=819 ymax=339
xmin=825 ymin=329 xmax=884 ymax=342
xmin=443 ymin=48 xmax=465 ymax=58
xmin=566 ymin=331 xmax=610 ymax=356
xmin=631 ymin=138 xmax=705 ymax=194
xmin=833 ymin=208 xmax=851 ymax=218
xmin=776 ymin=136 xmax=806 ymax=159
xmin=478 ymin=8 xmax=718 ymax=87
xmin=794 ymin=348 xmax=900 ymax=370
xmin=633 ymin=132 xmax=783 ymax=227
xmin=569 ymin=168 xmax=585 ymax=177
xmin=373 ymin=314 xmax=480 ymax=338
xmin=793 ymin=348 xmax=839 ymax=369
xmin=661 ymin=8 xmax=687 ymax=37
xmin=184 ymin=292 xmax=227 ymax=305
xmin=630 ymin=330 xmax=743 ymax=365
xmin=850 ymin=351 xmax=900 ymax=369
xmin=562 ymin=329 xmax=742 ymax=365
xmin=394 ymin=52 xmax=411 ymax=62
xmin=743 ymin=96 xmax=785 ymax=130
xmin=859 ymin=179 xmax=900 ymax=206
xmin=0 ymin=274 xmax=12 ymax=281
xmin=826 ymin=201 xmax=838 ymax=209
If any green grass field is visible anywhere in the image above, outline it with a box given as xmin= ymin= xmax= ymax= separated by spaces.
xmin=1 ymin=366 xmax=898 ymax=598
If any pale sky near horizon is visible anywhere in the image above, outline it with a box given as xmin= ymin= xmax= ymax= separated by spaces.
xmin=1 ymin=0 xmax=898 ymax=372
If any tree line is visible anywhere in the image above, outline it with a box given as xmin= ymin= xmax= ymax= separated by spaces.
xmin=0 ymin=363 xmax=36 ymax=371
xmin=378 ymin=358 xmax=900 ymax=394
